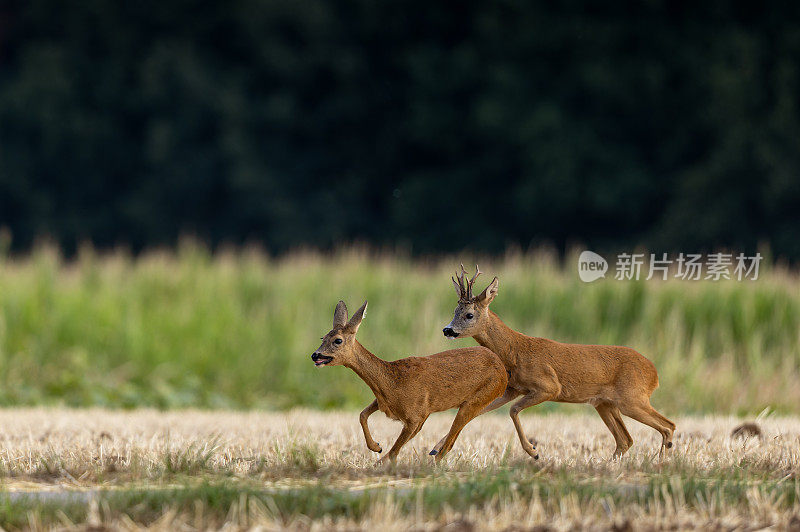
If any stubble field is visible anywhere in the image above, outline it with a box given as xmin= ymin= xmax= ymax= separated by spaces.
xmin=0 ymin=408 xmax=798 ymax=530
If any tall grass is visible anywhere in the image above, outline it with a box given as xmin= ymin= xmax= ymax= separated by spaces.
xmin=0 ymin=242 xmax=797 ymax=413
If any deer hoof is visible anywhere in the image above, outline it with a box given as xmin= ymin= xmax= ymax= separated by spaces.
xmin=429 ymin=449 xmax=438 ymax=456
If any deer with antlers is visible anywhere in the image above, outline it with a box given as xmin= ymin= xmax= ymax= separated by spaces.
xmin=311 ymin=300 xmax=507 ymax=462
xmin=436 ymin=265 xmax=675 ymax=459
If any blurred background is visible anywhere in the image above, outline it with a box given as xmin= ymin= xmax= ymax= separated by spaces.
xmin=2 ymin=1 xmax=799 ymax=258
xmin=0 ymin=1 xmax=798 ymax=413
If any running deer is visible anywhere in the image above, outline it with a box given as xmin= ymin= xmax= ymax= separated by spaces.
xmin=311 ymin=300 xmax=507 ymax=462
xmin=436 ymin=265 xmax=675 ymax=459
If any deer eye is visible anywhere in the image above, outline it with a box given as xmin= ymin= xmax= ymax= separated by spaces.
xmin=334 ymin=338 xmax=343 ymax=345
xmin=465 ymin=313 xmax=474 ymax=320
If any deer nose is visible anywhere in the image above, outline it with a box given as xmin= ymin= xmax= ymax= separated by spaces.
xmin=311 ymin=352 xmax=322 ymax=361
xmin=443 ymin=327 xmax=458 ymax=338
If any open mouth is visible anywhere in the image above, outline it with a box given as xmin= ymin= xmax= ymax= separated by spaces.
xmin=312 ymin=355 xmax=334 ymax=366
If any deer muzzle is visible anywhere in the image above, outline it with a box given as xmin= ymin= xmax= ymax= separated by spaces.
xmin=311 ymin=352 xmax=334 ymax=366
xmin=442 ymin=327 xmax=460 ymax=338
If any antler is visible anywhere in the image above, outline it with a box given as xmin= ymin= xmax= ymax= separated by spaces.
xmin=466 ymin=264 xmax=482 ymax=299
xmin=452 ymin=263 xmax=467 ymax=300
xmin=451 ymin=275 xmax=464 ymax=299
xmin=453 ymin=263 xmax=482 ymax=301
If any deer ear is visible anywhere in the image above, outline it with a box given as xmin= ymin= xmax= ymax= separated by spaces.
xmin=333 ymin=300 xmax=348 ymax=329
xmin=345 ymin=301 xmax=367 ymax=334
xmin=476 ymin=277 xmax=498 ymax=306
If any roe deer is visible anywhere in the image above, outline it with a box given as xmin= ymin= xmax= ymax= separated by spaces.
xmin=311 ymin=300 xmax=508 ymax=462
xmin=435 ymin=265 xmax=675 ymax=459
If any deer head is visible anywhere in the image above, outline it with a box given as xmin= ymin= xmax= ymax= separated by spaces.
xmin=311 ymin=300 xmax=368 ymax=367
xmin=443 ymin=264 xmax=498 ymax=339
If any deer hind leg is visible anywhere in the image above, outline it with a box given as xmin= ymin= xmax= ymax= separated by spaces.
xmin=509 ymin=388 xmax=558 ymax=459
xmin=650 ymin=406 xmax=676 ymax=450
xmin=432 ymin=406 xmax=474 ymax=462
xmin=359 ymin=399 xmax=382 ymax=453
xmin=610 ymin=406 xmax=634 ymax=451
xmin=430 ymin=387 xmax=521 ymax=456
xmin=595 ymin=403 xmax=633 ymax=458
xmin=619 ymin=402 xmax=675 ymax=452
xmin=433 ymin=396 xmax=495 ymax=462
xmin=377 ymin=419 xmax=426 ymax=464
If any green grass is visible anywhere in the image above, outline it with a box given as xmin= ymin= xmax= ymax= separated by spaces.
xmin=2 ymin=471 xmax=798 ymax=529
xmin=0 ymin=242 xmax=798 ymax=413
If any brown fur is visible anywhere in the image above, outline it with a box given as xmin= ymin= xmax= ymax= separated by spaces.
xmin=313 ymin=301 xmax=507 ymax=462
xmin=440 ymin=267 xmax=676 ymax=458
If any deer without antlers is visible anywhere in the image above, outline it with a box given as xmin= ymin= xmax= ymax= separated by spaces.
xmin=438 ymin=265 xmax=676 ymax=459
xmin=311 ymin=300 xmax=507 ymax=462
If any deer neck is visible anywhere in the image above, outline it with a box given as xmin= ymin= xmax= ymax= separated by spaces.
xmin=473 ymin=311 xmax=523 ymax=367
xmin=344 ymin=342 xmax=392 ymax=398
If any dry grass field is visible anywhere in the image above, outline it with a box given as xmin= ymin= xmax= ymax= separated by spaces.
xmin=0 ymin=408 xmax=798 ymax=530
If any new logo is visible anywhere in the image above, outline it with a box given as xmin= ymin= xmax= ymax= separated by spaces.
xmin=578 ymin=251 xmax=608 ymax=282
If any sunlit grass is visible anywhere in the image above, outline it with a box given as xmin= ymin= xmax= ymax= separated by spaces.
xmin=0 ymin=408 xmax=798 ymax=530
xmin=0 ymin=242 xmax=798 ymax=413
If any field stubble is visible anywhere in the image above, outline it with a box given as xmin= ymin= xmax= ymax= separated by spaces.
xmin=0 ymin=408 xmax=798 ymax=530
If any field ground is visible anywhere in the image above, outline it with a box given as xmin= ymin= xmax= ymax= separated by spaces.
xmin=0 ymin=409 xmax=798 ymax=530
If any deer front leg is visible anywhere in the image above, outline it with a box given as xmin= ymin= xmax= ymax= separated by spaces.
xmin=359 ymin=399 xmax=382 ymax=453
xmin=429 ymin=387 xmax=521 ymax=456
xmin=479 ymin=386 xmax=522 ymax=415
xmin=509 ymin=388 xmax=558 ymax=459
xmin=377 ymin=419 xmax=425 ymax=464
